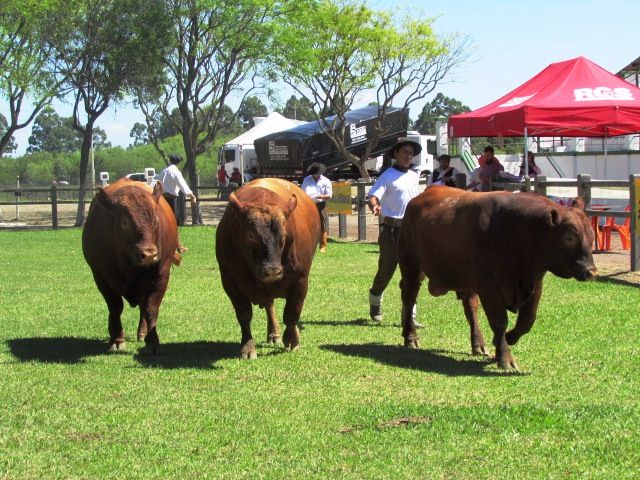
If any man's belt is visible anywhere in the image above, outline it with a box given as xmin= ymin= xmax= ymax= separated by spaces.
xmin=382 ymin=216 xmax=403 ymax=227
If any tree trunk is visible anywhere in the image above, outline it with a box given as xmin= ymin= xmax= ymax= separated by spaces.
xmin=75 ymin=124 xmax=94 ymax=227
xmin=183 ymin=142 xmax=202 ymax=225
xmin=354 ymin=151 xmax=371 ymax=182
xmin=0 ymin=126 xmax=18 ymax=157
xmin=355 ymin=161 xmax=371 ymax=182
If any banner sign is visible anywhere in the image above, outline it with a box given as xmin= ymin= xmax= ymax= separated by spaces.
xmin=327 ymin=181 xmax=352 ymax=214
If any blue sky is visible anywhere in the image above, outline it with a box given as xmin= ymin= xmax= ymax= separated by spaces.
xmin=3 ymin=0 xmax=640 ymax=155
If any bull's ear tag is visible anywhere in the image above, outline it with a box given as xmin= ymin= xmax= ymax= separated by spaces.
xmin=548 ymin=209 xmax=560 ymax=227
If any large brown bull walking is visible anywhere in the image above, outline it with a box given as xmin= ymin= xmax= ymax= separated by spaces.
xmin=398 ymin=186 xmax=597 ymax=370
xmin=82 ymin=178 xmax=180 ymax=353
xmin=216 ymin=178 xmax=321 ymax=359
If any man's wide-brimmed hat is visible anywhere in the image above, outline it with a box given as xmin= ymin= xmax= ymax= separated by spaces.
xmin=307 ymin=163 xmax=327 ymax=175
xmin=389 ymin=137 xmax=422 ymax=158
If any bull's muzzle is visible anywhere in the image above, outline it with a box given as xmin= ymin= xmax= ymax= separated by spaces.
xmin=583 ymin=267 xmax=598 ymax=281
xmin=257 ymin=264 xmax=283 ymax=283
xmin=134 ymin=245 xmax=159 ymax=267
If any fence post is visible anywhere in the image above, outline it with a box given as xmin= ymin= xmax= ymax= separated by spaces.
xmin=50 ymin=184 xmax=58 ymax=229
xmin=630 ymin=174 xmax=639 ymax=271
xmin=338 ymin=213 xmax=347 ymax=238
xmin=357 ymin=181 xmax=367 ymax=241
xmin=577 ymin=174 xmax=591 ymax=207
xmin=534 ymin=175 xmax=547 ymax=196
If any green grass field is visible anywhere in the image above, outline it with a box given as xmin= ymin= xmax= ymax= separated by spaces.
xmin=0 ymin=227 xmax=638 ymax=479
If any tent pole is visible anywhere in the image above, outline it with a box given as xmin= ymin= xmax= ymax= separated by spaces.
xmin=524 ymin=128 xmax=529 ymax=182
xmin=603 ymin=129 xmax=608 ymax=179
xmin=239 ymin=145 xmax=244 ymax=185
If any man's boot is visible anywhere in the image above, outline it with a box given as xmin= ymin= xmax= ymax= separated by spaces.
xmin=369 ymin=292 xmax=383 ymax=322
xmin=319 ymin=231 xmax=328 ymax=253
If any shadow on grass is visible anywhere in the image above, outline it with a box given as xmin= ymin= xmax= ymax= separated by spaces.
xmin=7 ymin=337 xmax=239 ymax=369
xmin=321 ymin=343 xmax=507 ymax=377
xmin=7 ymin=337 xmax=106 ymax=364
xmin=133 ymin=340 xmax=238 ymax=369
xmin=596 ymin=273 xmax=640 ymax=289
xmin=301 ymin=318 xmax=372 ymax=327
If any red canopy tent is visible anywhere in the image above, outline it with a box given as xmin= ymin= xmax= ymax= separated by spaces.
xmin=448 ymin=56 xmax=640 ymax=139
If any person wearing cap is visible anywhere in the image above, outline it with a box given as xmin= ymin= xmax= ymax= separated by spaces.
xmin=430 ymin=154 xmax=463 ymax=187
xmin=154 ymin=154 xmax=197 ymax=253
xmin=230 ymin=167 xmax=242 ymax=186
xmin=466 ymin=145 xmax=504 ymax=192
xmin=519 ymin=151 xmax=542 ymax=177
xmin=367 ymin=137 xmax=423 ymax=328
xmin=301 ymin=162 xmax=332 ymax=253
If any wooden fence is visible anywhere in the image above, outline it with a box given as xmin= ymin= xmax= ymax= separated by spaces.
xmin=2 ymin=174 xmax=639 ymax=271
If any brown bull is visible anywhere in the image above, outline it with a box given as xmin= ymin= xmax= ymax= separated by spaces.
xmin=82 ymin=178 xmax=179 ymax=353
xmin=398 ymin=186 xmax=597 ymax=370
xmin=216 ymin=178 xmax=321 ymax=359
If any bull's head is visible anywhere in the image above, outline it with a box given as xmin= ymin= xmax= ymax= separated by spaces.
xmin=544 ymin=201 xmax=598 ymax=281
xmin=229 ymin=191 xmax=297 ymax=283
xmin=95 ymin=182 xmax=164 ymax=268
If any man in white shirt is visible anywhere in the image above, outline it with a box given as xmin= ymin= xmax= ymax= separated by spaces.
xmin=155 ymin=154 xmax=197 ymax=217
xmin=301 ymin=163 xmax=332 ymax=253
xmin=367 ymin=137 xmax=423 ymax=328
xmin=154 ymin=154 xmax=197 ymax=253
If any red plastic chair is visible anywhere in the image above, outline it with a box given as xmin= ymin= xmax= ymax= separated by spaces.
xmin=590 ymin=204 xmax=609 ymax=251
xmin=602 ymin=205 xmax=631 ymax=250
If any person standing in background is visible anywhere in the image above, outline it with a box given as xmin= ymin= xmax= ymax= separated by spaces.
xmin=429 ymin=154 xmax=463 ymax=187
xmin=301 ymin=163 xmax=332 ymax=253
xmin=155 ymin=154 xmax=197 ymax=215
xmin=519 ymin=151 xmax=542 ymax=177
xmin=154 ymin=154 xmax=196 ymax=253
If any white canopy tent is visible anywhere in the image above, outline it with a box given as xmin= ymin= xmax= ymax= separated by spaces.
xmin=223 ymin=112 xmax=307 ymax=182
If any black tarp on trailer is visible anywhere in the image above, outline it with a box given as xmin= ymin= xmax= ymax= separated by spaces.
xmin=254 ymin=105 xmax=409 ymax=179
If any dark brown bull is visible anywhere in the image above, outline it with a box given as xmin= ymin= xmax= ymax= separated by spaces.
xmin=398 ymin=186 xmax=598 ymax=370
xmin=216 ymin=178 xmax=321 ymax=359
xmin=82 ymin=178 xmax=179 ymax=353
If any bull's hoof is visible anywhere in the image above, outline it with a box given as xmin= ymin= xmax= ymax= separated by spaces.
xmin=240 ymin=340 xmax=257 ymax=360
xmin=282 ymin=327 xmax=300 ymax=351
xmin=240 ymin=350 xmax=258 ymax=360
xmin=285 ymin=342 xmax=300 ymax=352
xmin=404 ymin=337 xmax=420 ymax=349
xmin=108 ymin=341 xmax=125 ymax=352
xmin=472 ymin=344 xmax=490 ymax=356
xmin=137 ymin=333 xmax=146 ymax=342
xmin=497 ymin=357 xmax=519 ymax=371
xmin=267 ymin=334 xmax=281 ymax=345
